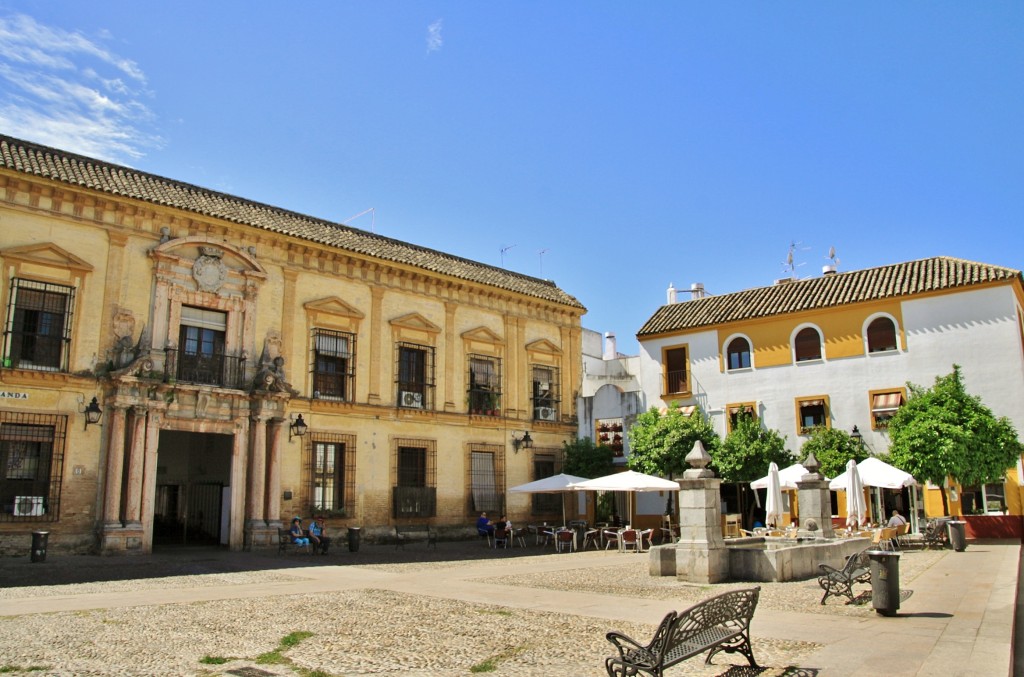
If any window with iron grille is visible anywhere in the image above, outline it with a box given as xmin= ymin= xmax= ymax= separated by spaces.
xmin=531 ymin=453 xmax=562 ymax=515
xmin=393 ymin=439 xmax=436 ymax=518
xmin=3 ymin=278 xmax=74 ymax=372
xmin=468 ymin=444 xmax=504 ymax=514
xmin=396 ymin=342 xmax=435 ymax=409
xmin=0 ymin=412 xmax=67 ymax=522
xmin=306 ymin=433 xmax=356 ymax=516
xmin=311 ymin=329 xmax=356 ymax=401
xmin=176 ymin=306 xmax=228 ymax=386
xmin=531 ymin=365 xmax=560 ymax=421
xmin=467 ymin=354 xmax=501 ymax=414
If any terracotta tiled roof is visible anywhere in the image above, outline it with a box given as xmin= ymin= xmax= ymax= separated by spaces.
xmin=637 ymin=257 xmax=1022 ymax=337
xmin=0 ymin=134 xmax=585 ymax=310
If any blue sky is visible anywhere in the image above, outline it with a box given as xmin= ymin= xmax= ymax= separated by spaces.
xmin=1 ymin=3 xmax=1021 ymax=353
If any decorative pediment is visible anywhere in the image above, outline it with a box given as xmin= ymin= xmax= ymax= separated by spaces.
xmin=1 ymin=243 xmax=93 ymax=273
xmin=304 ymin=296 xmax=366 ymax=319
xmin=461 ymin=326 xmax=505 ymax=345
xmin=389 ymin=312 xmax=441 ymax=335
xmin=525 ymin=338 xmax=562 ymax=356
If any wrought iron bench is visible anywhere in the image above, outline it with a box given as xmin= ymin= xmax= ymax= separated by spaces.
xmin=605 ymin=587 xmax=761 ymax=676
xmin=277 ymin=528 xmax=310 ymax=555
xmin=817 ymin=548 xmax=871 ymax=604
xmin=923 ymin=518 xmax=951 ymax=549
xmin=394 ymin=524 xmax=437 ymax=550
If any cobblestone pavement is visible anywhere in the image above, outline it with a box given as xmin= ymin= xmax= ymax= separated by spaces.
xmin=0 ymin=542 xmax=955 ymax=676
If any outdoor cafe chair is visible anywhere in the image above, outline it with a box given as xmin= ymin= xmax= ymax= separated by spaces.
xmin=493 ymin=527 xmax=509 ymax=549
xmin=512 ymin=527 xmax=528 ymax=548
xmin=582 ymin=528 xmax=600 ymax=550
xmin=639 ymin=528 xmax=654 ymax=552
xmin=603 ymin=528 xmax=620 ymax=550
xmin=660 ymin=515 xmax=678 ymax=544
xmin=555 ymin=528 xmax=576 ymax=553
xmin=620 ymin=529 xmax=640 ymax=553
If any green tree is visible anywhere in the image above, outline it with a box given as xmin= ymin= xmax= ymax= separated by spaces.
xmin=561 ymin=436 xmax=615 ymax=479
xmin=713 ymin=413 xmax=794 ymax=483
xmin=627 ymin=405 xmax=720 ymax=479
xmin=799 ymin=426 xmax=868 ymax=479
xmin=888 ymin=365 xmax=1023 ymax=515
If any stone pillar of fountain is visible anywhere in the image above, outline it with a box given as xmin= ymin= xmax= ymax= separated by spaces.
xmin=649 ymin=440 xmax=730 ymax=583
xmin=795 ymin=452 xmax=835 ymax=538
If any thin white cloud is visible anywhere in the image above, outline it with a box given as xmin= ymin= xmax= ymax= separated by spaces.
xmin=0 ymin=13 xmax=160 ymax=162
xmin=427 ymin=19 xmax=443 ymax=53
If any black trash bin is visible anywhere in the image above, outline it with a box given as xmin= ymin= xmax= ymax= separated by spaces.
xmin=347 ymin=526 xmax=361 ymax=553
xmin=867 ymin=550 xmax=901 ymax=616
xmin=31 ymin=530 xmax=49 ymax=563
xmin=947 ymin=520 xmax=967 ymax=552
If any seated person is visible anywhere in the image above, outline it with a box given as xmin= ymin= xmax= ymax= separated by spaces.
xmin=496 ymin=514 xmax=512 ymax=532
xmin=476 ymin=511 xmax=494 ymax=537
xmin=307 ymin=514 xmax=331 ymax=554
xmin=887 ymin=509 xmax=908 ymax=528
xmin=289 ymin=517 xmax=310 ymax=547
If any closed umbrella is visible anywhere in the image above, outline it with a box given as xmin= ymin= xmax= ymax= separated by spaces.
xmin=509 ymin=473 xmax=588 ymax=526
xmin=764 ymin=462 xmax=784 ymax=528
xmin=842 ymin=459 xmax=867 ymax=529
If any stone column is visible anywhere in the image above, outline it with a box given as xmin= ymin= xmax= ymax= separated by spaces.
xmin=123 ymin=406 xmax=147 ymax=527
xmin=247 ymin=413 xmax=267 ymax=527
xmin=650 ymin=441 xmax=730 ymax=583
xmin=231 ymin=416 xmax=249 ymax=551
xmin=101 ymin=405 xmax=128 ymax=527
xmin=264 ymin=418 xmax=284 ymax=527
xmin=139 ymin=410 xmax=162 ymax=553
xmin=796 ymin=452 xmax=835 ymax=538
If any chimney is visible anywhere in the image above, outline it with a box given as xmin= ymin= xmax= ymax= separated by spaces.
xmin=822 ymin=264 xmax=837 ymax=275
xmin=690 ymin=282 xmax=705 ymax=300
xmin=603 ymin=332 xmax=617 ymax=360
xmin=666 ymin=283 xmax=677 ymax=304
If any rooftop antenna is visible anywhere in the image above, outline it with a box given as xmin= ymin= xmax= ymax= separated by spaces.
xmin=538 ymin=249 xmax=549 ymax=277
xmin=782 ymin=240 xmax=809 ymax=278
xmin=826 ymin=246 xmax=840 ymax=268
xmin=343 ymin=207 xmax=375 ymax=233
xmin=500 ymin=244 xmax=517 ymax=268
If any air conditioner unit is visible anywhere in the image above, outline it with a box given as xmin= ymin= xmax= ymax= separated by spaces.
xmin=13 ymin=496 xmax=44 ymax=517
xmin=535 ymin=406 xmax=557 ymax=422
xmin=401 ymin=391 xmax=424 ymax=408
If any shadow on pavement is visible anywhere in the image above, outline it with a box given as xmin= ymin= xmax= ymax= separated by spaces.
xmin=0 ymin=539 xmax=552 ymax=588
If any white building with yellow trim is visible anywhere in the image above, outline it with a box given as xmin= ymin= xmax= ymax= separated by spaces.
xmin=636 ymin=258 xmax=1024 ymax=521
xmin=0 ymin=134 xmax=585 ymax=555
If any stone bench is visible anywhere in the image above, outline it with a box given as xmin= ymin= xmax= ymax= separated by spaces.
xmin=394 ymin=524 xmax=437 ymax=550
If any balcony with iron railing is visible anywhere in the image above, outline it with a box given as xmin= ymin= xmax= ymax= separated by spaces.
xmin=165 ymin=348 xmax=247 ymax=389
xmin=665 ymin=369 xmax=688 ymax=395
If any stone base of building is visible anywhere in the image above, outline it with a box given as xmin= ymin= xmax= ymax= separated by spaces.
xmin=99 ymin=523 xmax=148 ymax=555
xmin=244 ymin=522 xmax=279 ymax=550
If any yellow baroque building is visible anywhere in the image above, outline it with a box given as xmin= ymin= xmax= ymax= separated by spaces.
xmin=0 ymin=134 xmax=585 ymax=554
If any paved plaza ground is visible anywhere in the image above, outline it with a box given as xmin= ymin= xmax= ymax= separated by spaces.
xmin=0 ymin=537 xmax=1019 ymax=676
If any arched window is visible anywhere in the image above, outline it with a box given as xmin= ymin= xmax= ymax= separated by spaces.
xmin=867 ymin=317 xmax=898 ymax=353
xmin=794 ymin=327 xmax=822 ymax=362
xmin=726 ymin=337 xmax=751 ymax=370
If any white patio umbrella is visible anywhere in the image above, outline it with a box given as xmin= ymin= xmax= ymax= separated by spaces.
xmin=829 ymin=457 xmax=918 ymax=526
xmin=839 ymin=459 xmax=867 ymax=529
xmin=508 ymin=473 xmax=588 ymax=526
xmin=750 ymin=463 xmax=827 ymax=490
xmin=569 ymin=470 xmax=680 ymax=526
xmin=764 ymin=462 xmax=784 ymax=528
